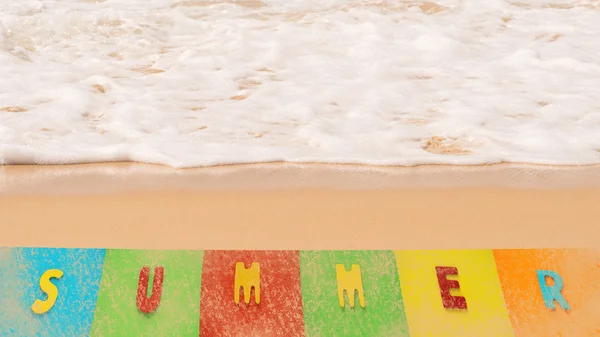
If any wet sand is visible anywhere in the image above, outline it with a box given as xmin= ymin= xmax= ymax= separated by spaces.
xmin=1 ymin=163 xmax=599 ymax=250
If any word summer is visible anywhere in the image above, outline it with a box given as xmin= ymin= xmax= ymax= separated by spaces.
xmin=33 ymin=262 xmax=568 ymax=314
xmin=4 ymin=248 xmax=598 ymax=336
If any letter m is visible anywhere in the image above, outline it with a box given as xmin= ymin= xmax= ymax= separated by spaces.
xmin=336 ymin=264 xmax=365 ymax=308
xmin=234 ymin=262 xmax=261 ymax=305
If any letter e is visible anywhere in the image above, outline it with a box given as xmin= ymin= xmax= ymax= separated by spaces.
xmin=436 ymin=266 xmax=467 ymax=310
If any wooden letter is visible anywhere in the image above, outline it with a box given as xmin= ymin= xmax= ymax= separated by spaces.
xmin=536 ymin=269 xmax=570 ymax=311
xmin=31 ymin=269 xmax=64 ymax=314
xmin=436 ymin=266 xmax=467 ymax=310
xmin=234 ymin=262 xmax=261 ymax=305
xmin=336 ymin=264 xmax=365 ymax=308
xmin=137 ymin=266 xmax=165 ymax=313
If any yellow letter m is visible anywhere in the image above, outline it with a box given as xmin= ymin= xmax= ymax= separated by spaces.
xmin=336 ymin=264 xmax=365 ymax=308
xmin=234 ymin=262 xmax=261 ymax=305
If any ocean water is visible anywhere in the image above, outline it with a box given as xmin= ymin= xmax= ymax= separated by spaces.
xmin=1 ymin=0 xmax=599 ymax=168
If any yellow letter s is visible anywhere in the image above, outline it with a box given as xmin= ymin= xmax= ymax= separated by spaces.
xmin=31 ymin=269 xmax=64 ymax=314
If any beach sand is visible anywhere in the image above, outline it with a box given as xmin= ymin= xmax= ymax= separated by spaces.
xmin=1 ymin=163 xmax=599 ymax=250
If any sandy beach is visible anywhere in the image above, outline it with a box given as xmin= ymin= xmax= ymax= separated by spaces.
xmin=2 ymin=163 xmax=599 ymax=250
xmin=2 ymin=164 xmax=599 ymax=336
xmin=3 ymin=1 xmax=600 ymax=335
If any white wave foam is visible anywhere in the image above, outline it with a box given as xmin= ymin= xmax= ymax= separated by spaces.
xmin=1 ymin=0 xmax=600 ymax=167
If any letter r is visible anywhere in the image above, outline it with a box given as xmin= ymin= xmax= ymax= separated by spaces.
xmin=536 ymin=270 xmax=570 ymax=311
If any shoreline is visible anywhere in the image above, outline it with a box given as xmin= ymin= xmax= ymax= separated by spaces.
xmin=2 ymin=162 xmax=600 ymax=196
xmin=1 ymin=162 xmax=599 ymax=250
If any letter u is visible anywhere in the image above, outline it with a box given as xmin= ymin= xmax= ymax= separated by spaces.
xmin=137 ymin=266 xmax=165 ymax=313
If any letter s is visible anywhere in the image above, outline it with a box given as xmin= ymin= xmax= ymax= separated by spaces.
xmin=31 ymin=269 xmax=64 ymax=314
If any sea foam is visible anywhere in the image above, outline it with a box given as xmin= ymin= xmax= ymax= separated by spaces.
xmin=1 ymin=0 xmax=599 ymax=167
